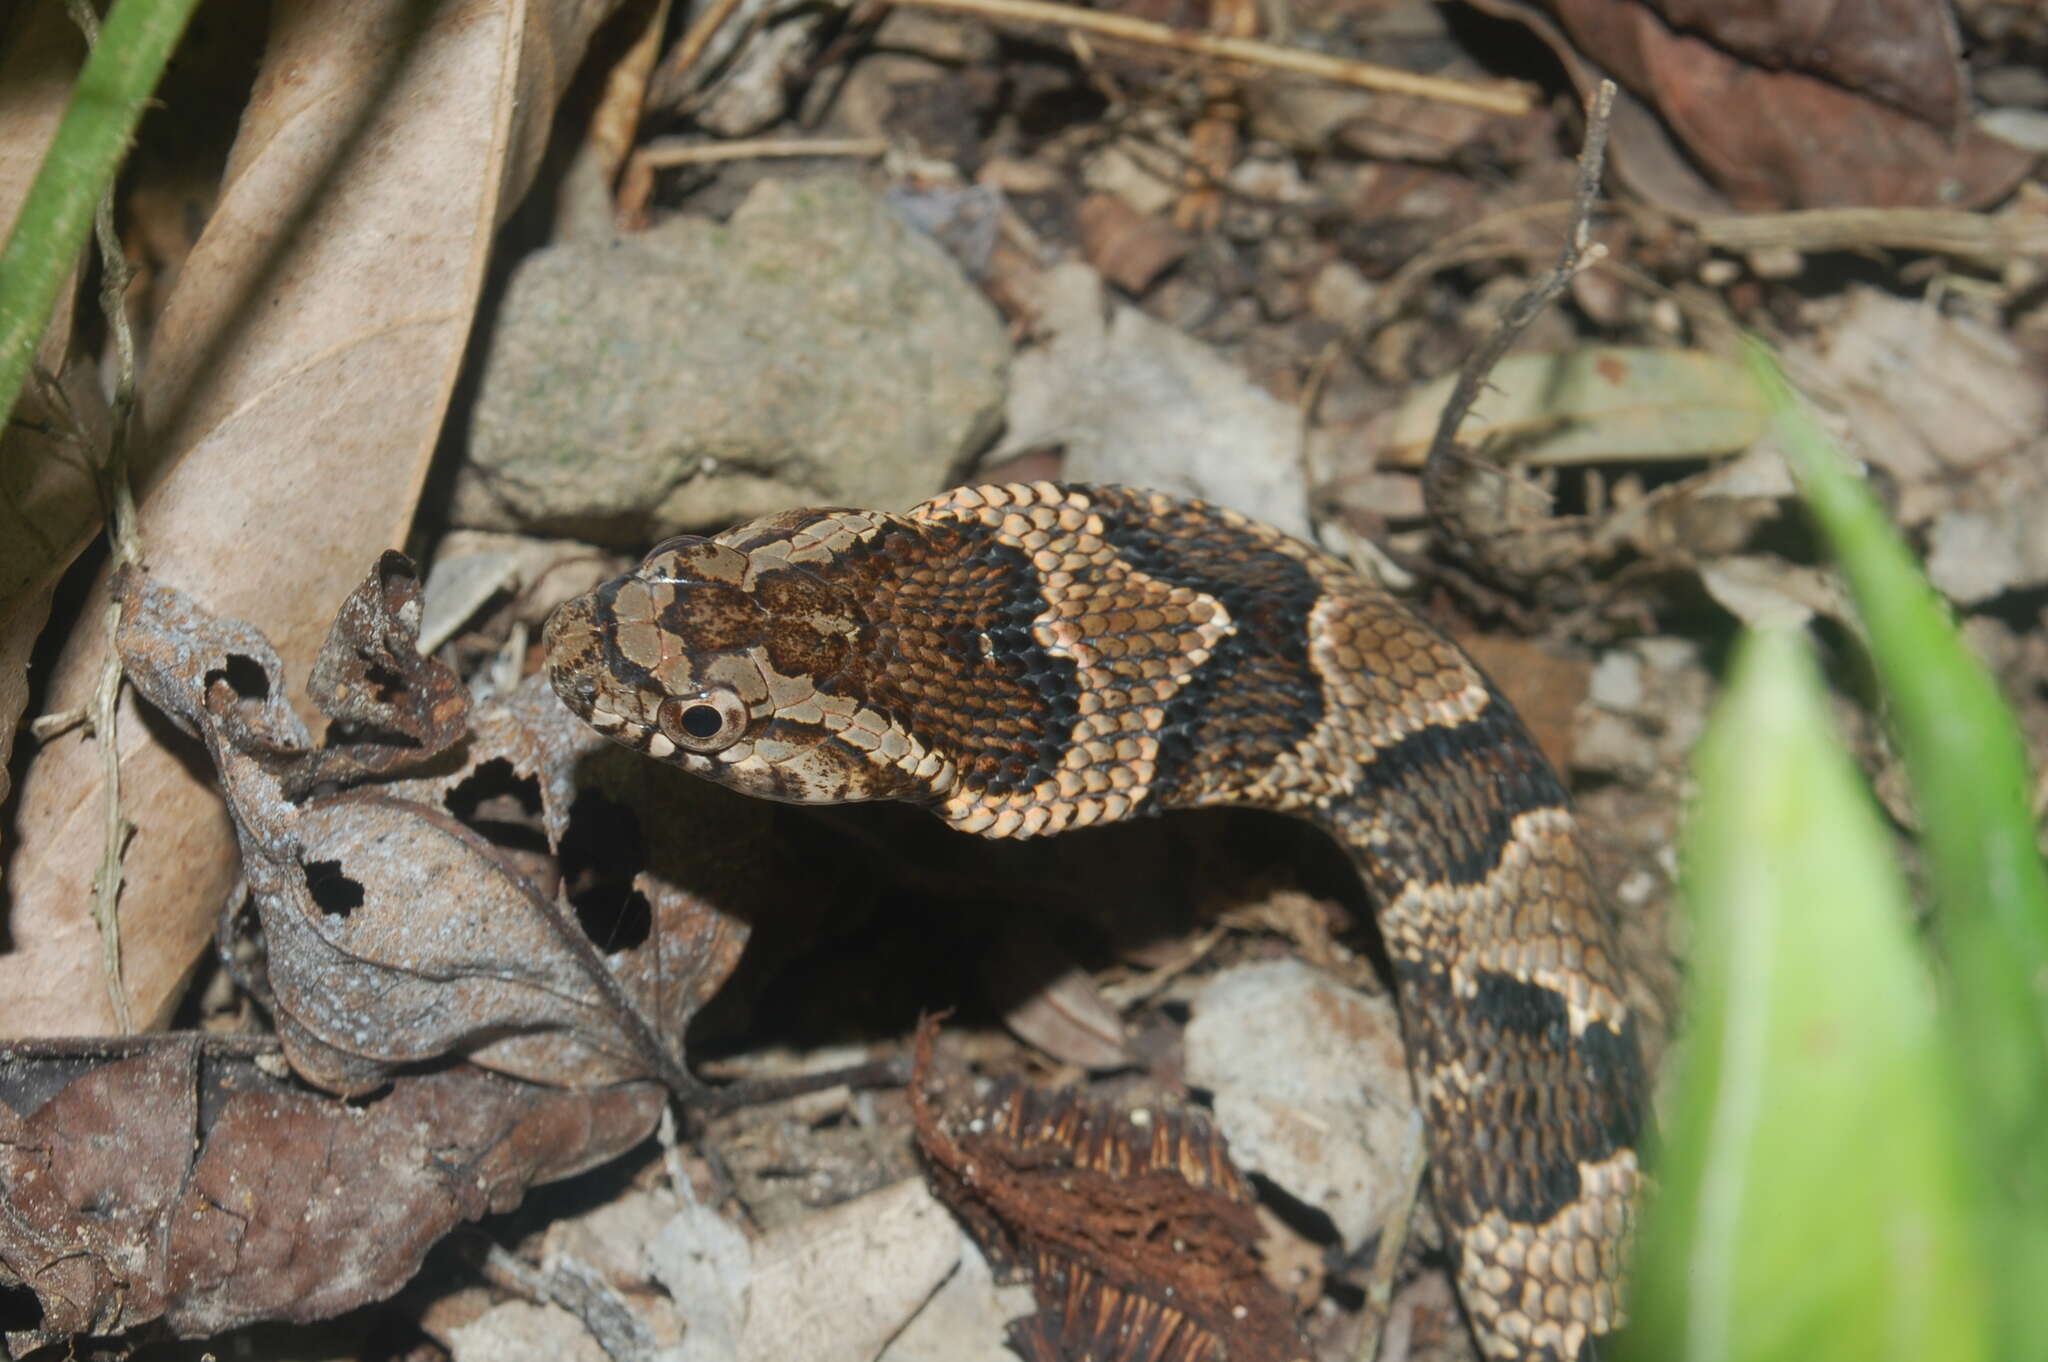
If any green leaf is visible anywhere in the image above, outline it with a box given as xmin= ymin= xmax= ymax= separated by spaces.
xmin=0 ymin=0 xmax=203 ymax=433
xmin=1384 ymin=346 xmax=1768 ymax=467
xmin=1751 ymin=341 xmax=2048 ymax=1357
xmin=1622 ymin=629 xmax=1990 ymax=1362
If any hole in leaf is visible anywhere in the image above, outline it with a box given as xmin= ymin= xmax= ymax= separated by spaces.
xmin=363 ymin=660 xmax=405 ymax=703
xmin=0 ymin=1280 xmax=42 ymax=1332
xmin=443 ymin=757 xmax=548 ymax=855
xmin=203 ymin=652 xmax=271 ymax=700
xmin=303 ymin=859 xmax=365 ymax=918
xmin=571 ymin=883 xmax=654 ymax=955
xmin=558 ymin=788 xmax=652 ymax=952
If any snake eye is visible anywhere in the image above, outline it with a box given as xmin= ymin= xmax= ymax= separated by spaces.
xmin=656 ymin=689 xmax=748 ymax=753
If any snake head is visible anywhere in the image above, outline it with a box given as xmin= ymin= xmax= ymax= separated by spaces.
xmin=544 ymin=528 xmax=946 ymax=804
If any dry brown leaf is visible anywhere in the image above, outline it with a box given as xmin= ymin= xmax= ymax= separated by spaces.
xmin=0 ymin=0 xmax=627 ymax=1034
xmin=1544 ymin=0 xmax=2032 ymax=210
xmin=984 ymin=921 xmax=1132 ymax=1071
xmin=0 ymin=5 xmax=78 ymax=225
xmin=1076 ymin=192 xmax=1191 ymax=296
xmin=0 ymin=1 xmax=97 ymax=831
xmin=0 ymin=548 xmax=780 ymax=1348
xmin=0 ymin=1035 xmax=663 ymax=1351
xmin=113 ymin=559 xmax=756 ymax=1095
xmin=1787 ymin=286 xmax=2047 ymax=526
xmin=1469 ymin=0 xmax=2032 ymax=214
xmin=1634 ymin=0 xmax=1967 ymax=129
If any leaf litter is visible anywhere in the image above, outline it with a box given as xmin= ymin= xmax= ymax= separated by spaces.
xmin=4 ymin=1 xmax=2047 ymax=1359
xmin=0 ymin=550 xmax=789 ymax=1347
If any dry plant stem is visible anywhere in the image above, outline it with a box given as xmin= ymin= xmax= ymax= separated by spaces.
xmin=69 ymin=0 xmax=147 ymax=1034
xmin=881 ymin=0 xmax=1534 ymax=113
xmin=657 ymin=0 xmax=749 ymax=96
xmin=1296 ymin=337 xmax=1341 ymax=515
xmin=657 ymin=1102 xmax=694 ymax=1206
xmin=1350 ymin=1110 xmax=1428 ymax=1362
xmin=1694 ymin=206 xmax=2048 ymax=267
xmin=633 ymin=136 xmax=889 ymax=168
xmin=1423 ymin=81 xmax=1615 ymax=484
xmin=688 ymin=1054 xmax=913 ymax=1119
xmin=482 ymin=1244 xmax=657 ymax=1362
xmin=1356 ymin=198 xmax=1609 ymax=345
xmin=1095 ymin=923 xmax=1227 ymax=1009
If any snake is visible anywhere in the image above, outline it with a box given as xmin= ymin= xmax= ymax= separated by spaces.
xmin=542 ymin=481 xmax=1646 ymax=1361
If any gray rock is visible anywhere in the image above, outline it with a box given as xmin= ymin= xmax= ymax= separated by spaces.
xmin=995 ymin=263 xmax=1312 ymax=540
xmin=453 ymin=176 xmax=1009 ymax=542
xmin=1184 ymin=958 xmax=1424 ymax=1253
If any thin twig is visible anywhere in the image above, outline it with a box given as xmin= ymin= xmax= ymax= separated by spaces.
xmin=67 ymin=0 xmax=147 ymax=1034
xmin=655 ymin=0 xmax=750 ymax=97
xmin=482 ymin=1244 xmax=658 ymax=1362
xmin=1354 ymin=197 xmax=1610 ymax=347
xmin=882 ymin=0 xmax=1534 ymax=114
xmin=1423 ymin=81 xmax=1614 ymax=488
xmin=633 ymin=135 xmax=889 ymax=168
xmin=1350 ymin=1108 xmax=1429 ymax=1362
xmin=658 ymin=1102 xmax=694 ymax=1207
xmin=687 ymin=1054 xmax=912 ymax=1120
xmin=1693 ymin=206 xmax=2048 ymax=268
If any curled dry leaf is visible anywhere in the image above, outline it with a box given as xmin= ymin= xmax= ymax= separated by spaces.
xmin=295 ymin=549 xmax=472 ymax=789
xmin=1470 ymin=0 xmax=2033 ymax=212
xmin=113 ymin=558 xmax=759 ymax=1097
xmin=1622 ymin=0 xmax=1968 ymax=129
xmin=909 ymin=1020 xmax=1311 ymax=1362
xmin=0 ymin=0 xmax=630 ymax=1034
xmin=0 ymin=1035 xmax=663 ymax=1353
xmin=1557 ymin=4 xmax=2031 ymax=211
xmin=984 ymin=920 xmax=1132 ymax=1071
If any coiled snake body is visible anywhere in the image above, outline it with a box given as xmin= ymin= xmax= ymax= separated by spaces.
xmin=544 ymin=482 xmax=1645 ymax=1360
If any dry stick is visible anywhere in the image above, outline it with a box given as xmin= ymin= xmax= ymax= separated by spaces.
xmin=882 ymin=0 xmax=1534 ymax=114
xmin=634 ymin=136 xmax=889 ymax=168
xmin=1351 ymin=1108 xmax=1430 ymax=1362
xmin=1356 ymin=198 xmax=1609 ymax=348
xmin=482 ymin=1244 xmax=658 ymax=1362
xmin=1422 ymin=81 xmax=1615 ymax=495
xmin=1694 ymin=206 xmax=2048 ymax=268
xmin=658 ymin=0 xmax=749 ymax=93
xmin=67 ymin=0 xmax=145 ymax=1034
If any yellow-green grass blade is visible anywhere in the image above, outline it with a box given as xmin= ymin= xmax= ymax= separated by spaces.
xmin=1753 ymin=341 xmax=2048 ymax=1355
xmin=0 ymin=0 xmax=201 ymax=432
xmin=1622 ymin=628 xmax=1990 ymax=1362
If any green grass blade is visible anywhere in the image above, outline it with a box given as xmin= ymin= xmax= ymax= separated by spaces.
xmin=0 ymin=0 xmax=202 ymax=432
xmin=1621 ymin=628 xmax=1990 ymax=1362
xmin=1751 ymin=342 xmax=2048 ymax=1354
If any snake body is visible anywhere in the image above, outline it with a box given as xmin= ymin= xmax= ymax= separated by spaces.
xmin=544 ymin=481 xmax=1645 ymax=1360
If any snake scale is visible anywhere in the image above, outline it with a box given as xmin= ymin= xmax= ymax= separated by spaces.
xmin=544 ymin=481 xmax=1646 ymax=1361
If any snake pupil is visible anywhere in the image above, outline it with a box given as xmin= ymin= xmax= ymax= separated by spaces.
xmin=679 ymin=703 xmax=723 ymax=739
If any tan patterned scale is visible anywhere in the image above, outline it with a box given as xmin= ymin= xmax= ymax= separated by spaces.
xmin=544 ymin=480 xmax=1647 ymax=1362
xmin=917 ymin=484 xmax=1235 ymax=838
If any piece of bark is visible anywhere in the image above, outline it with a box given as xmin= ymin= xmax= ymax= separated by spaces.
xmin=909 ymin=1020 xmax=1310 ymax=1362
xmin=0 ymin=1035 xmax=663 ymax=1353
